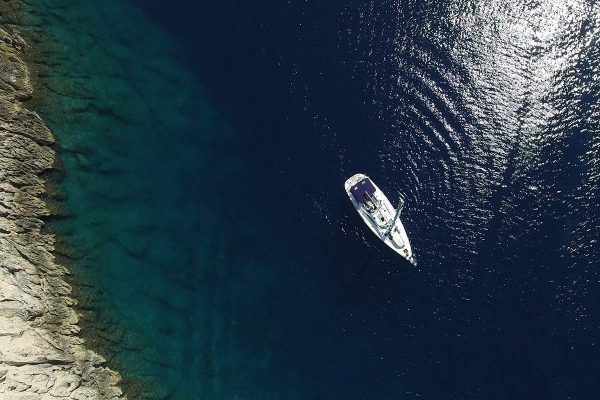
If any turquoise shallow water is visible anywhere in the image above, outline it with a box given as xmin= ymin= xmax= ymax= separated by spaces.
xmin=21 ymin=1 xmax=306 ymax=398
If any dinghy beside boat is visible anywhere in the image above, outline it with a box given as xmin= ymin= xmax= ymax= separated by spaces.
xmin=344 ymin=173 xmax=417 ymax=265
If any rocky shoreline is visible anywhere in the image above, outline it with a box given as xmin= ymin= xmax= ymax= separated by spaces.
xmin=0 ymin=27 xmax=124 ymax=399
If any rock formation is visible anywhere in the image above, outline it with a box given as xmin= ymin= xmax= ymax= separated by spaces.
xmin=0 ymin=27 xmax=124 ymax=399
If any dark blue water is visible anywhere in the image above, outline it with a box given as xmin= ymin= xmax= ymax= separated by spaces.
xmin=24 ymin=0 xmax=600 ymax=398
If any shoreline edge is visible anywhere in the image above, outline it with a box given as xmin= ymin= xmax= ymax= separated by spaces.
xmin=0 ymin=26 xmax=125 ymax=399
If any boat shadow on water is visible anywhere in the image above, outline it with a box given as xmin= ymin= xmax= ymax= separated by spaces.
xmin=327 ymin=199 xmax=415 ymax=310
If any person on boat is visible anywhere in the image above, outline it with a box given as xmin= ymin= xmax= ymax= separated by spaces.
xmin=363 ymin=194 xmax=376 ymax=211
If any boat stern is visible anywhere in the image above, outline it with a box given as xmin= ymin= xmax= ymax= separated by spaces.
xmin=344 ymin=173 xmax=367 ymax=193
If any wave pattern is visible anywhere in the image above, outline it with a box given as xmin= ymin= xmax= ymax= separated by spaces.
xmin=331 ymin=0 xmax=600 ymax=397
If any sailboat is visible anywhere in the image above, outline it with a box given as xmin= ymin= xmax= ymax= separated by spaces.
xmin=344 ymin=173 xmax=416 ymax=265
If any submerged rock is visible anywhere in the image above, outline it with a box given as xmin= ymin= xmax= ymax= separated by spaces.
xmin=0 ymin=27 xmax=124 ymax=399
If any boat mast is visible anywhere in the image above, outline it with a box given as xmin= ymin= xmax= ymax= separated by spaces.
xmin=386 ymin=195 xmax=405 ymax=236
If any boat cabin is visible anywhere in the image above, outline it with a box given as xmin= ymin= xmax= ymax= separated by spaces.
xmin=350 ymin=178 xmax=378 ymax=210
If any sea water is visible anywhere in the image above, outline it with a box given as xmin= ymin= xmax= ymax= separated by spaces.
xmin=21 ymin=1 xmax=310 ymax=398
xmin=19 ymin=0 xmax=600 ymax=399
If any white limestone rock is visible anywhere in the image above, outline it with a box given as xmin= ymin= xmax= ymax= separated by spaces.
xmin=0 ymin=27 xmax=124 ymax=399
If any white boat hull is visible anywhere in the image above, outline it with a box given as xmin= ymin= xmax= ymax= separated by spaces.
xmin=345 ymin=173 xmax=416 ymax=265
